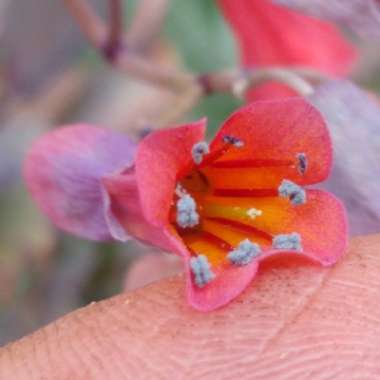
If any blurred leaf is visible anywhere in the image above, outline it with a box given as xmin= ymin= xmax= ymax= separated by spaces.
xmin=165 ymin=0 xmax=237 ymax=72
xmin=165 ymin=0 xmax=241 ymax=132
xmin=309 ymin=80 xmax=380 ymax=234
xmin=189 ymin=93 xmax=242 ymax=135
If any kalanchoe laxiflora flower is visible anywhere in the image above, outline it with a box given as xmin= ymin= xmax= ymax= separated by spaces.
xmin=24 ymin=98 xmax=348 ymax=311
xmin=218 ymin=0 xmax=357 ymax=101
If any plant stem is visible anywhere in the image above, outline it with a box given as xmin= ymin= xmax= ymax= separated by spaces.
xmin=198 ymin=67 xmax=321 ymax=97
xmin=103 ymin=0 xmax=123 ymax=60
xmin=63 ymin=0 xmax=327 ymax=125
xmin=63 ymin=0 xmax=106 ymax=48
xmin=127 ymin=0 xmax=171 ymax=51
xmin=63 ymin=0 xmax=194 ymax=91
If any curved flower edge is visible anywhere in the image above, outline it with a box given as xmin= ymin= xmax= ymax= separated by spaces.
xmin=23 ymin=124 xmax=136 ymax=241
xmin=166 ymin=190 xmax=348 ymax=312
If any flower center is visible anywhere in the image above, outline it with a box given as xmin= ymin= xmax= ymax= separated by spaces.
xmin=171 ymin=136 xmax=305 ymax=287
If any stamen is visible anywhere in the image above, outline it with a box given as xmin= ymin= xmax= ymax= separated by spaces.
xmin=201 ymin=231 xmax=233 ymax=251
xmin=198 ymin=136 xmax=244 ymax=168
xmin=214 ymin=188 xmax=278 ymax=197
xmin=223 ymin=135 xmax=244 ymax=147
xmin=182 ymin=229 xmax=233 ymax=251
xmin=205 ymin=217 xmax=273 ymax=241
xmin=278 ymin=179 xmax=306 ymax=205
xmin=297 ymin=153 xmax=308 ymax=175
xmin=198 ymin=143 xmax=231 ymax=168
xmin=247 ymin=208 xmax=263 ymax=219
xmin=192 ymin=141 xmax=210 ymax=165
xmin=272 ymin=233 xmax=302 ymax=251
xmin=228 ymin=239 xmax=261 ymax=266
xmin=190 ymin=255 xmax=215 ymax=287
xmin=210 ymin=158 xmax=293 ymax=169
xmin=176 ymin=193 xmax=199 ymax=228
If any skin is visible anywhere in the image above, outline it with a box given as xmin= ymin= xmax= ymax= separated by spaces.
xmin=1 ymin=235 xmax=379 ymax=379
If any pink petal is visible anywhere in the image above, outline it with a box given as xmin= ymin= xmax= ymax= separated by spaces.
xmin=166 ymin=188 xmax=347 ymax=311
xmin=103 ymin=170 xmax=178 ymax=252
xmin=261 ymin=189 xmax=348 ymax=266
xmin=167 ymin=231 xmax=259 ymax=312
xmin=135 ymin=120 xmax=206 ymax=226
xmin=211 ymin=98 xmax=332 ymax=186
xmin=275 ymin=0 xmax=380 ymax=39
xmin=186 ymin=260 xmax=259 ymax=312
xmin=24 ymin=125 xmax=136 ymax=241
xmin=218 ymin=0 xmax=356 ymax=76
xmin=309 ymin=80 xmax=380 ymax=235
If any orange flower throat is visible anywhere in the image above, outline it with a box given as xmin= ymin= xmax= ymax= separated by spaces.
xmin=171 ymin=137 xmax=306 ymax=287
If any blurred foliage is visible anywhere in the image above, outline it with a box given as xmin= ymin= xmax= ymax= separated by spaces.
xmin=166 ymin=0 xmax=243 ymax=133
xmin=126 ymin=0 xmax=242 ymax=132
xmin=166 ymin=0 xmax=237 ymax=72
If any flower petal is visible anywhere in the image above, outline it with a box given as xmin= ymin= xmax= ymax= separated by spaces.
xmin=261 ymin=189 xmax=348 ymax=266
xmin=103 ymin=170 xmax=179 ymax=252
xmin=198 ymin=189 xmax=347 ymax=266
xmin=186 ymin=260 xmax=259 ymax=312
xmin=168 ymin=232 xmax=259 ymax=311
xmin=274 ymin=0 xmax=380 ymax=39
xmin=308 ymin=80 xmax=380 ymax=235
xmin=24 ymin=125 xmax=136 ymax=241
xmin=209 ymin=98 xmax=332 ymax=188
xmin=135 ymin=119 xmax=206 ymax=226
xmin=167 ymin=188 xmax=347 ymax=311
xmin=219 ymin=0 xmax=356 ymax=76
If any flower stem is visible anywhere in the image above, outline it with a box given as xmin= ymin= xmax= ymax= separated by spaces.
xmin=62 ymin=0 xmax=194 ymax=91
xmin=63 ymin=0 xmax=106 ymax=48
xmin=103 ymin=0 xmax=123 ymax=60
xmin=63 ymin=0 xmax=327 ymax=125
xmin=127 ymin=0 xmax=171 ymax=51
xmin=199 ymin=67 xmax=319 ymax=98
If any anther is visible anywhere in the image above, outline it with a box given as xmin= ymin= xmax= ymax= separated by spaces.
xmin=272 ymin=233 xmax=302 ymax=251
xmin=278 ymin=179 xmax=306 ymax=205
xmin=222 ymin=135 xmax=244 ymax=148
xmin=176 ymin=193 xmax=199 ymax=228
xmin=192 ymin=141 xmax=210 ymax=165
xmin=297 ymin=153 xmax=307 ymax=175
xmin=190 ymin=255 xmax=215 ymax=287
xmin=228 ymin=239 xmax=261 ymax=266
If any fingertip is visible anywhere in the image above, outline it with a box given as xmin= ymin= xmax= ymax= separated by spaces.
xmin=2 ymin=235 xmax=380 ymax=379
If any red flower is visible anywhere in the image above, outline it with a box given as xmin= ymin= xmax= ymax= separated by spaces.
xmin=24 ymin=98 xmax=347 ymax=311
xmin=218 ymin=0 xmax=357 ymax=100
